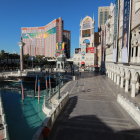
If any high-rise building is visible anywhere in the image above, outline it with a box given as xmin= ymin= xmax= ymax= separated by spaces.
xmin=98 ymin=6 xmax=110 ymax=29
xmin=63 ymin=30 xmax=71 ymax=58
xmin=21 ymin=17 xmax=70 ymax=58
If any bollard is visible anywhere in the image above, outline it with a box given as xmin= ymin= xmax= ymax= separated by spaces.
xmin=73 ymin=76 xmax=76 ymax=81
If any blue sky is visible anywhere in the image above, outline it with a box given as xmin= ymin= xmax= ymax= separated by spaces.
xmin=0 ymin=0 xmax=114 ymax=55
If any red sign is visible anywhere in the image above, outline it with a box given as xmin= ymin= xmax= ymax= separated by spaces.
xmin=86 ymin=47 xmax=95 ymax=53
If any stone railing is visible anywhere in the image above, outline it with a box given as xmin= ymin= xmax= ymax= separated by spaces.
xmin=32 ymin=92 xmax=69 ymax=140
xmin=117 ymin=94 xmax=140 ymax=126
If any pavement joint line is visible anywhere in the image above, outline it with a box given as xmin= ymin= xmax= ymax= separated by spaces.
xmin=78 ymin=94 xmax=109 ymax=96
xmin=78 ymin=98 xmax=115 ymax=103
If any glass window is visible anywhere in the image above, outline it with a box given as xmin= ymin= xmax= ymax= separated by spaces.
xmin=104 ymin=11 xmax=109 ymax=24
xmin=100 ymin=12 xmax=103 ymax=25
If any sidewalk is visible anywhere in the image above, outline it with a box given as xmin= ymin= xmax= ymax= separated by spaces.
xmin=48 ymin=72 xmax=140 ymax=140
xmin=106 ymin=76 xmax=140 ymax=108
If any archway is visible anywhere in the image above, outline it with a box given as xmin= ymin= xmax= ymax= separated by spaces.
xmin=83 ymin=39 xmax=90 ymax=48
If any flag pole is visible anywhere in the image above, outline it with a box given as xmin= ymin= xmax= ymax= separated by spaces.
xmin=35 ymin=75 xmax=37 ymax=97
xmin=38 ymin=79 xmax=40 ymax=103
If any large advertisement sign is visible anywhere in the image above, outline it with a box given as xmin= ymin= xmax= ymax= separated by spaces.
xmin=75 ymin=48 xmax=81 ymax=54
xmin=113 ymin=0 xmax=119 ymax=62
xmin=81 ymin=45 xmax=86 ymax=55
xmin=22 ymin=27 xmax=56 ymax=39
xmin=122 ymin=0 xmax=131 ymax=63
xmin=86 ymin=47 xmax=95 ymax=53
xmin=55 ymin=42 xmax=65 ymax=57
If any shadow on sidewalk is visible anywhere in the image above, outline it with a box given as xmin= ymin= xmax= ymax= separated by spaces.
xmin=48 ymin=95 xmax=140 ymax=140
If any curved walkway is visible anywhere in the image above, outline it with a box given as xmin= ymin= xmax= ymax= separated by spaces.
xmin=49 ymin=72 xmax=140 ymax=140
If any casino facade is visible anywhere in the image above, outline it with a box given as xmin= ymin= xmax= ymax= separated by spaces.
xmin=21 ymin=17 xmax=70 ymax=58
xmin=73 ymin=16 xmax=97 ymax=67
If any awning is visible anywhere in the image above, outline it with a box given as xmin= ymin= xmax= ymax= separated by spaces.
xmin=81 ymin=61 xmax=85 ymax=64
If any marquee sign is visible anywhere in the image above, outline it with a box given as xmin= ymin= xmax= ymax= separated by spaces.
xmin=86 ymin=47 xmax=95 ymax=53
xmin=82 ymin=17 xmax=92 ymax=30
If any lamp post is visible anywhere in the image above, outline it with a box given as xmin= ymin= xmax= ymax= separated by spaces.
xmin=58 ymin=73 xmax=61 ymax=99
xmin=18 ymin=39 xmax=25 ymax=71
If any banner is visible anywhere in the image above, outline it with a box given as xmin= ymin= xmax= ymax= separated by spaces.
xmin=113 ymin=0 xmax=119 ymax=62
xmin=75 ymin=48 xmax=81 ymax=54
xmin=22 ymin=27 xmax=56 ymax=39
xmin=122 ymin=0 xmax=131 ymax=63
xmin=86 ymin=47 xmax=95 ymax=53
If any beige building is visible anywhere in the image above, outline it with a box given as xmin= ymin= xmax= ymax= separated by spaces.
xmin=98 ymin=6 xmax=110 ymax=29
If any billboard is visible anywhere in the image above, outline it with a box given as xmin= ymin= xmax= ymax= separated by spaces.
xmin=113 ymin=0 xmax=119 ymax=62
xmin=86 ymin=47 xmax=95 ymax=53
xmin=122 ymin=0 xmax=131 ymax=63
xmin=22 ymin=27 xmax=56 ymax=39
xmin=75 ymin=48 xmax=81 ymax=54
xmin=55 ymin=42 xmax=66 ymax=57
xmin=81 ymin=45 xmax=86 ymax=55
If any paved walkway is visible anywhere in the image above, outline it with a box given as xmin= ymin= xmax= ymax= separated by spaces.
xmin=49 ymin=72 xmax=140 ymax=140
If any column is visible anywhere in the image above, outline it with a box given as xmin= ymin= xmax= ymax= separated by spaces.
xmin=114 ymin=73 xmax=117 ymax=83
xmin=133 ymin=47 xmax=136 ymax=63
xmin=131 ymin=80 xmax=136 ymax=97
xmin=20 ymin=46 xmax=23 ymax=71
xmin=120 ymin=76 xmax=124 ymax=88
xmin=109 ymin=71 xmax=111 ymax=79
xmin=136 ymin=82 xmax=139 ymax=90
xmin=125 ymin=78 xmax=129 ymax=92
xmin=117 ymin=75 xmax=120 ymax=85
xmin=18 ymin=41 xmax=25 ymax=71
xmin=111 ymin=72 xmax=114 ymax=80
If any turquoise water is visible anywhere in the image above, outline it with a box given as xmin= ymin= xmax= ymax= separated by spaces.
xmin=0 ymin=88 xmax=47 ymax=140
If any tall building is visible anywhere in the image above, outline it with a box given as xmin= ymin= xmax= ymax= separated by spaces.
xmin=98 ymin=6 xmax=110 ymax=29
xmin=63 ymin=30 xmax=71 ymax=58
xmin=21 ymin=17 xmax=70 ymax=58
xmin=73 ymin=16 xmax=96 ymax=67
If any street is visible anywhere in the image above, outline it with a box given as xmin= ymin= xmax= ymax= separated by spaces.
xmin=49 ymin=72 xmax=140 ymax=140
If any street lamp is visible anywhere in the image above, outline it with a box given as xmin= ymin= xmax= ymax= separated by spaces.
xmin=57 ymin=72 xmax=61 ymax=99
xmin=18 ymin=39 xmax=25 ymax=71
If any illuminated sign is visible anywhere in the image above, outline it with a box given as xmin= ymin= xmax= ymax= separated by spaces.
xmin=75 ymin=48 xmax=81 ymax=54
xmin=86 ymin=47 xmax=95 ymax=53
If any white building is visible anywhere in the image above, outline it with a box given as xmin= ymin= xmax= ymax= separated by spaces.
xmin=73 ymin=16 xmax=96 ymax=67
xmin=104 ymin=0 xmax=140 ymax=98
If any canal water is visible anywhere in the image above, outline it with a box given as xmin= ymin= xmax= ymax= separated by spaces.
xmin=0 ymin=81 xmax=47 ymax=140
